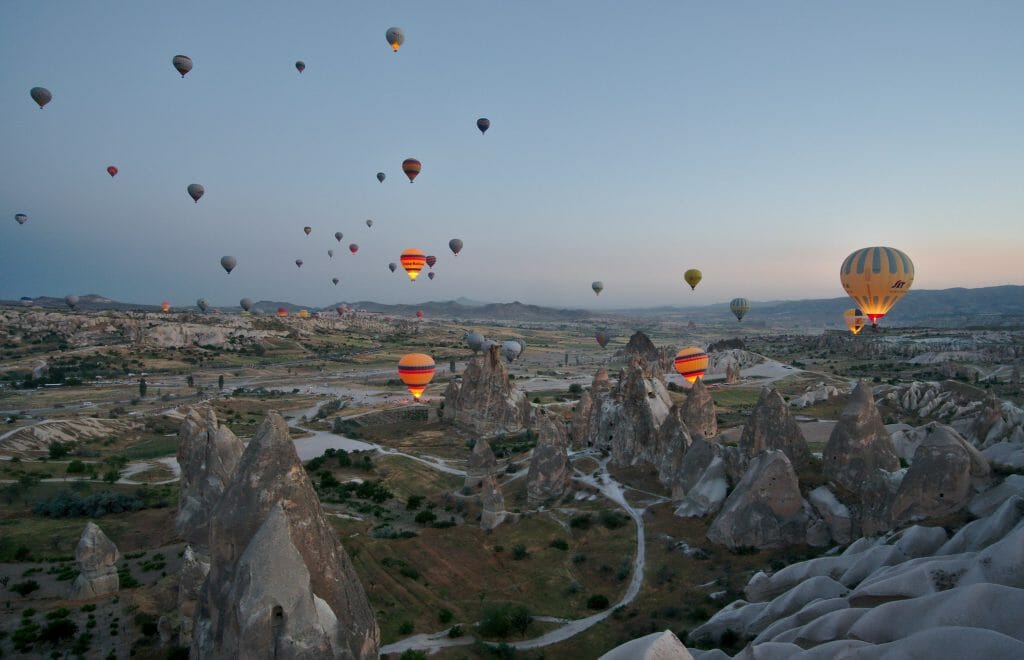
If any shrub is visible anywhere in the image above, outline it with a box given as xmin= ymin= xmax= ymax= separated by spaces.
xmin=448 ymin=624 xmax=463 ymax=638
xmin=398 ymin=621 xmax=414 ymax=635
xmin=414 ymin=510 xmax=436 ymax=525
xmin=599 ymin=510 xmax=625 ymax=529
xmin=586 ymin=594 xmax=610 ymax=610
xmin=66 ymin=459 xmax=86 ymax=474
xmin=399 ymin=565 xmax=420 ymax=579
xmin=9 ymin=579 xmax=41 ymax=596
xmin=399 ymin=651 xmax=427 ymax=660
xmin=569 ymin=514 xmax=592 ymax=530
xmin=478 ymin=603 xmax=532 ymax=638
xmin=39 ymin=617 xmax=78 ymax=644
xmin=572 ymin=553 xmax=586 ymax=564
xmin=568 ymin=383 xmax=583 ymax=395
xmin=439 ymin=608 xmax=454 ymax=624
xmin=32 ymin=490 xmax=144 ymax=518
xmin=511 ymin=544 xmax=528 ymax=560
xmin=406 ymin=495 xmax=424 ymax=510
xmin=548 ymin=538 xmax=569 ymax=551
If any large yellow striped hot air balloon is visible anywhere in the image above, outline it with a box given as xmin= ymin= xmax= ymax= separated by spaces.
xmin=844 ymin=308 xmax=867 ymax=335
xmin=398 ymin=353 xmax=435 ymax=400
xmin=840 ymin=247 xmax=914 ymax=327
xmin=400 ymin=249 xmax=427 ymax=281
xmin=674 ymin=347 xmax=708 ymax=384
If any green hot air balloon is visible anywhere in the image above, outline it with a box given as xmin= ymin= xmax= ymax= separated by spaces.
xmin=730 ymin=297 xmax=751 ymax=322
xmin=220 ymin=256 xmax=237 ymax=274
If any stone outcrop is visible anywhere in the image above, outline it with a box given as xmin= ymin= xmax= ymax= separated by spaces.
xmin=824 ymin=382 xmax=901 ymax=494
xmin=790 ymin=382 xmax=845 ymax=409
xmin=192 ymin=412 xmax=378 ymax=659
xmin=724 ymin=362 xmax=741 ymax=384
xmin=569 ymin=389 xmax=593 ymax=450
xmin=669 ymin=436 xmax=721 ymax=500
xmin=674 ymin=454 xmax=729 ymax=519
xmin=655 ymin=404 xmax=695 ymax=487
xmin=443 ymin=345 xmax=532 ymax=437
xmin=706 ymin=349 xmax=765 ymax=378
xmin=176 ymin=406 xmax=244 ymax=549
xmin=808 ymin=486 xmax=853 ymax=545
xmin=160 ymin=544 xmax=211 ymax=647
xmin=618 ymin=331 xmax=670 ymax=378
xmin=599 ymin=630 xmax=693 ymax=659
xmin=480 ymin=476 xmax=507 ymax=530
xmin=464 ymin=438 xmax=497 ymax=489
xmin=680 ymin=378 xmax=718 ymax=439
xmin=707 ymin=450 xmax=814 ymax=549
xmin=889 ymin=423 xmax=990 ymax=523
xmin=527 ymin=414 xmax=571 ymax=506
xmin=69 ymin=522 xmax=120 ymax=599
xmin=739 ymin=388 xmax=813 ymax=470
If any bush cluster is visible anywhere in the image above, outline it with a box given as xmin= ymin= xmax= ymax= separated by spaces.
xmin=32 ymin=490 xmax=144 ymax=518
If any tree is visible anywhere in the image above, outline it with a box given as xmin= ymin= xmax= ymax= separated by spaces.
xmin=186 ymin=374 xmax=194 ymax=388
xmin=48 ymin=440 xmax=70 ymax=460
xmin=138 ymin=378 xmax=147 ymax=398
xmin=218 ymin=374 xmax=225 ymax=390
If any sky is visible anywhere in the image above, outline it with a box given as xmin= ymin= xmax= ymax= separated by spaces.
xmin=2 ymin=1 xmax=1022 ymax=309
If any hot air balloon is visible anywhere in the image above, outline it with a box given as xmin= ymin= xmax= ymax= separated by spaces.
xmin=332 ymin=277 xmax=339 ymax=285
xmin=295 ymin=259 xmax=303 ymax=268
xmin=172 ymin=55 xmax=193 ymax=77
xmin=20 ymin=297 xmax=33 ymax=307
xmin=303 ymin=226 xmax=312 ymax=236
xmin=389 ymin=262 xmax=398 ymax=273
xmin=349 ymin=243 xmax=358 ymax=254
xmin=386 ymin=27 xmax=405 ymax=52
xmin=844 ymin=308 xmax=867 ymax=335
xmin=465 ymin=331 xmax=485 ymax=353
xmin=65 ymin=295 xmax=79 ymax=310
xmin=220 ymin=256 xmax=237 ymax=274
xmin=416 ymin=310 xmax=424 ymax=319
xmin=366 ymin=219 xmax=373 ymax=228
xmin=161 ymin=300 xmax=171 ymax=313
xmin=595 ymin=330 xmax=610 ymax=348
xmin=402 ymin=158 xmax=421 ymax=182
xmin=197 ymin=298 xmax=208 ymax=312
xmin=592 ymin=281 xmax=604 ymax=295
xmin=295 ymin=61 xmax=305 ymax=73
xmin=449 ymin=239 xmax=463 ymax=256
xmin=187 ymin=183 xmax=204 ymax=203
xmin=298 ymin=309 xmax=309 ymax=319
xmin=515 ymin=338 xmax=526 ymax=358
xmin=30 ymin=87 xmax=52 ymax=108
xmin=684 ymin=269 xmax=702 ymax=291
xmin=336 ymin=307 xmax=344 ymax=316
xmin=328 ymin=249 xmax=334 ymax=258
xmin=14 ymin=213 xmax=27 ymax=225
xmin=398 ymin=353 xmax=434 ymax=400
xmin=240 ymin=298 xmax=253 ymax=312
xmin=840 ymin=247 xmax=915 ymax=328
xmin=425 ymin=255 xmax=437 ymax=269
xmin=674 ymin=347 xmax=708 ymax=384
xmin=377 ymin=172 xmax=386 ymax=183
xmin=427 ymin=272 xmax=435 ymax=280
xmin=106 ymin=166 xmax=118 ymax=178
xmin=477 ymin=118 xmax=490 ymax=134
xmin=277 ymin=307 xmax=287 ymax=317
xmin=730 ymin=298 xmax=750 ymax=322
xmin=501 ymin=340 xmax=522 ymax=363
xmin=334 ymin=232 xmax=343 ymax=242
xmin=400 ymin=249 xmax=426 ymax=281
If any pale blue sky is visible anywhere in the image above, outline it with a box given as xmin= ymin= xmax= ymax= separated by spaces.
xmin=2 ymin=1 xmax=1022 ymax=309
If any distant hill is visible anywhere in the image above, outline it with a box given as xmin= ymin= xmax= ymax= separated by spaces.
xmin=332 ymin=300 xmax=594 ymax=322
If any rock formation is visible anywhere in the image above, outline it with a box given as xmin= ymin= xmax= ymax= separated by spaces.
xmin=527 ymin=414 xmax=571 ymax=506
xmin=191 ymin=412 xmax=378 ymax=659
xmin=739 ymin=387 xmax=812 ymax=470
xmin=655 ymin=404 xmax=695 ymax=487
xmin=69 ymin=522 xmax=120 ymax=599
xmin=707 ymin=450 xmax=816 ymax=549
xmin=599 ymin=630 xmax=693 ymax=659
xmin=569 ymin=389 xmax=593 ymax=450
xmin=480 ymin=476 xmax=507 ymax=530
xmin=724 ymin=362 xmax=741 ymax=385
xmin=443 ymin=345 xmax=532 ymax=437
xmin=680 ymin=378 xmax=718 ymax=439
xmin=176 ymin=406 xmax=244 ymax=548
xmin=618 ymin=330 xmax=670 ymax=378
xmin=464 ymin=438 xmax=497 ymax=489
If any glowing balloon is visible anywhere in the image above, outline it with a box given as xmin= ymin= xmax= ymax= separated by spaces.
xmin=172 ymin=55 xmax=193 ymax=77
xmin=844 ymin=308 xmax=867 ymax=335
xmin=240 ymin=298 xmax=253 ymax=312
xmin=303 ymin=226 xmax=312 ymax=236
xmin=187 ymin=183 xmax=204 ymax=202
xmin=220 ymin=256 xmax=237 ymax=274
xmin=477 ymin=118 xmax=490 ymax=134
xmin=349 ymin=243 xmax=358 ymax=254
xmin=674 ymin=347 xmax=708 ymax=384
xmin=386 ymin=27 xmax=405 ymax=52
xmin=295 ymin=61 xmax=305 ymax=73
xmin=400 ymin=249 xmax=426 ymax=281
xmin=840 ymin=247 xmax=915 ymax=327
xmin=30 ymin=87 xmax=52 ymax=108
xmin=449 ymin=239 xmax=463 ymax=256
xmin=684 ymin=269 xmax=702 ymax=291
xmin=592 ymin=281 xmax=604 ymax=295
xmin=277 ymin=307 xmax=287 ymax=317
xmin=106 ymin=166 xmax=118 ymax=177
xmin=334 ymin=232 xmax=343 ymax=242
xmin=402 ymin=158 xmax=421 ymax=182
xmin=161 ymin=300 xmax=171 ymax=313
xmin=14 ymin=213 xmax=28 ymax=225
xmin=398 ymin=353 xmax=434 ymax=400
xmin=730 ymin=298 xmax=750 ymax=322
xmin=377 ymin=172 xmax=386 ymax=183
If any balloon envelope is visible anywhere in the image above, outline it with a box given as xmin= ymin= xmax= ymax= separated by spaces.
xmin=427 ymin=272 xmax=435 ymax=280
xmin=449 ymin=239 xmax=463 ymax=256
xmin=332 ymin=278 xmax=339 ymax=285
xmin=349 ymin=243 xmax=358 ymax=254
xmin=295 ymin=259 xmax=303 ymax=268
xmin=592 ymin=281 xmax=604 ymax=295
xmin=106 ymin=166 xmax=118 ymax=177
xmin=334 ymin=232 xmax=343 ymax=242
xmin=172 ymin=54 xmax=193 ymax=77
xmin=220 ymin=256 xmax=237 ymax=274
xmin=595 ymin=330 xmax=610 ymax=348
xmin=402 ymin=158 xmax=421 ymax=182
xmin=389 ymin=262 xmax=398 ymax=273
xmin=161 ymin=301 xmax=171 ymax=313
xmin=366 ymin=219 xmax=373 ymax=228
xmin=674 ymin=347 xmax=708 ymax=384
xmin=684 ymin=269 xmax=702 ymax=291
xmin=30 ymin=87 xmax=52 ymax=108
xmin=303 ymin=226 xmax=312 ymax=235
xmin=277 ymin=308 xmax=287 ymax=317
xmin=426 ymin=255 xmax=437 ymax=269
xmin=501 ymin=340 xmax=522 ymax=363
xmin=386 ymin=27 xmax=405 ymax=52
xmin=240 ymin=298 xmax=253 ymax=312
xmin=295 ymin=61 xmax=305 ymax=73
xmin=298 ymin=309 xmax=309 ymax=319
xmin=65 ymin=295 xmax=79 ymax=310
xmin=196 ymin=298 xmax=208 ymax=312
xmin=400 ymin=249 xmax=426 ymax=281
xmin=416 ymin=310 xmax=424 ymax=319
xmin=14 ymin=213 xmax=28 ymax=225
xmin=840 ymin=247 xmax=914 ymax=326
xmin=844 ymin=308 xmax=867 ymax=335
xmin=477 ymin=118 xmax=490 ymax=134
xmin=328 ymin=249 xmax=334 ymax=258
xmin=465 ymin=332 xmax=485 ymax=352
xmin=398 ymin=353 xmax=434 ymax=400
xmin=187 ymin=183 xmax=204 ymax=202
xmin=730 ymin=298 xmax=751 ymax=322
xmin=377 ymin=172 xmax=386 ymax=183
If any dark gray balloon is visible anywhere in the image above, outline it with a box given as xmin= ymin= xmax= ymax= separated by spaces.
xmin=377 ymin=172 xmax=386 ymax=183
xmin=295 ymin=259 xmax=303 ymax=268
xmin=295 ymin=61 xmax=305 ymax=73
xmin=173 ymin=55 xmax=193 ymax=77
xmin=332 ymin=277 xmax=339 ymax=285
xmin=334 ymin=232 xmax=343 ymax=242
xmin=187 ymin=183 xmax=204 ymax=202
xmin=15 ymin=213 xmax=28 ymax=225
xmin=501 ymin=340 xmax=522 ymax=363
xmin=240 ymin=298 xmax=253 ymax=311
xmin=386 ymin=27 xmax=405 ymax=51
xmin=465 ymin=332 xmax=484 ymax=353
xmin=30 ymin=87 xmax=52 ymax=108
xmin=388 ymin=262 xmax=397 ymax=273
xmin=220 ymin=256 xmax=237 ymax=274
xmin=196 ymin=298 xmax=208 ymax=312
xmin=64 ymin=294 xmax=79 ymax=310
xmin=477 ymin=118 xmax=490 ymax=134
xmin=328 ymin=249 xmax=334 ymax=258
xmin=449 ymin=238 xmax=463 ymax=256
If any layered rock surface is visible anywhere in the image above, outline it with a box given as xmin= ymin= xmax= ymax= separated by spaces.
xmin=176 ymin=406 xmax=244 ymax=548
xmin=680 ymin=378 xmax=718 ymax=439
xmin=739 ymin=388 xmax=812 ymax=470
xmin=526 ymin=414 xmax=571 ymax=506
xmin=480 ymin=475 xmax=507 ymax=531
xmin=464 ymin=438 xmax=497 ymax=489
xmin=443 ymin=345 xmax=532 ymax=437
xmin=69 ymin=522 xmax=120 ymax=599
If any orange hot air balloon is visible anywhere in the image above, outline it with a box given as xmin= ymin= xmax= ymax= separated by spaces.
xmin=298 ymin=309 xmax=309 ymax=319
xmin=400 ymin=248 xmax=427 ymax=281
xmin=398 ymin=353 xmax=434 ymax=400
xmin=161 ymin=300 xmax=171 ymax=313
xmin=107 ymin=166 xmax=118 ymax=177
xmin=277 ymin=308 xmax=288 ymax=317
xmin=674 ymin=347 xmax=708 ymax=384
xmin=402 ymin=158 xmax=421 ymax=182
xmin=844 ymin=308 xmax=867 ymax=335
